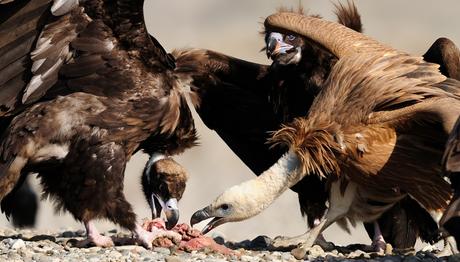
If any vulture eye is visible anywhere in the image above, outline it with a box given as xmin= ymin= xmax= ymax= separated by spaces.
xmin=220 ymin=204 xmax=230 ymax=211
xmin=286 ymin=35 xmax=296 ymax=41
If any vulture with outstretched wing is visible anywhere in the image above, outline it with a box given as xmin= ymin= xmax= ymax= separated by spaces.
xmin=190 ymin=12 xmax=460 ymax=259
xmin=177 ymin=2 xmax=458 ymax=251
xmin=0 ymin=0 xmax=197 ymax=247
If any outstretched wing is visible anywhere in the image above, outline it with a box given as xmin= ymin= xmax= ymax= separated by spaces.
xmin=424 ymin=37 xmax=460 ymax=80
xmin=173 ymin=49 xmax=285 ymax=174
xmin=0 ymin=0 xmax=174 ymax=117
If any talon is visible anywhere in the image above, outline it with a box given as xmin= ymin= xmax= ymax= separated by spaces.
xmin=292 ymin=247 xmax=308 ymax=260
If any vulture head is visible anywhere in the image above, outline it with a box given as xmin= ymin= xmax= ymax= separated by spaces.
xmin=142 ymin=155 xmax=188 ymax=230
xmin=265 ymin=2 xmax=362 ymax=66
xmin=191 ymin=152 xmax=302 ymax=233
xmin=265 ymin=31 xmax=304 ymax=65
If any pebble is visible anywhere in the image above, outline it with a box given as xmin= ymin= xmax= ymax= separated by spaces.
xmin=165 ymin=255 xmax=182 ymax=262
xmin=153 ymin=247 xmax=171 ymax=255
xmin=10 ymin=239 xmax=25 ymax=249
xmin=0 ymin=229 xmax=455 ymax=262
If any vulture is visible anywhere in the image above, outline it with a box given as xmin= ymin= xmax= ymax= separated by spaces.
xmin=0 ymin=0 xmax=197 ymax=248
xmin=190 ymin=12 xmax=460 ymax=259
xmin=442 ymin=116 xmax=460 ymax=250
xmin=177 ymin=2 xmax=459 ymax=252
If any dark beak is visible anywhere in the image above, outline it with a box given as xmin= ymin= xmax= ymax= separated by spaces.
xmin=266 ymin=33 xmax=294 ymax=59
xmin=190 ymin=207 xmax=225 ymax=235
xmin=151 ymin=194 xmax=180 ymax=230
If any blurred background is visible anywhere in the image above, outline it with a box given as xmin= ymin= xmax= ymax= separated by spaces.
xmin=1 ymin=0 xmax=459 ymax=248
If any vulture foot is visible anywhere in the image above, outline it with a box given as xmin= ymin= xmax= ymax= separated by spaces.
xmin=74 ymin=234 xmax=115 ymax=248
xmin=272 ymin=233 xmax=305 ymax=249
xmin=436 ymin=236 xmax=458 ymax=257
xmin=134 ymin=224 xmax=181 ymax=249
xmin=272 ymin=233 xmax=333 ymax=250
xmin=78 ymin=221 xmax=114 ymax=248
xmin=371 ymin=222 xmax=387 ymax=254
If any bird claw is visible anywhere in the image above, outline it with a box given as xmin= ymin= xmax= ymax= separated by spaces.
xmin=135 ymin=226 xmax=181 ymax=249
xmin=272 ymin=235 xmax=303 ymax=248
xmin=371 ymin=239 xmax=386 ymax=254
xmin=75 ymin=235 xmax=114 ymax=248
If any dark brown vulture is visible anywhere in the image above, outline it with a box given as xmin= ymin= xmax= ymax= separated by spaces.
xmin=189 ymin=12 xmax=460 ymax=259
xmin=0 ymin=0 xmax=197 ymax=248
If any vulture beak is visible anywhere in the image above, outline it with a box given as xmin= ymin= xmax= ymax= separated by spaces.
xmin=151 ymin=194 xmax=179 ymax=230
xmin=266 ymin=32 xmax=294 ymax=59
xmin=190 ymin=206 xmax=226 ymax=234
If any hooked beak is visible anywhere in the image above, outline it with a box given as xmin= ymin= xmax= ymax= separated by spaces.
xmin=266 ymin=32 xmax=294 ymax=59
xmin=190 ymin=207 xmax=226 ymax=235
xmin=151 ymin=194 xmax=179 ymax=230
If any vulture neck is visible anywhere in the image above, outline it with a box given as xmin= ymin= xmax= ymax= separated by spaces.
xmin=240 ymin=152 xmax=303 ymax=214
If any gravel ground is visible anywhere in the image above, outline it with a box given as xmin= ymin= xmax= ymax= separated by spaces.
xmin=0 ymin=228 xmax=457 ymax=262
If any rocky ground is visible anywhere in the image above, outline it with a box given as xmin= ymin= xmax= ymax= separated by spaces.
xmin=0 ymin=228 xmax=458 ymax=262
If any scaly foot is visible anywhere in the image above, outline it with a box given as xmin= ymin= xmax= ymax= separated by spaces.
xmin=134 ymin=224 xmax=181 ymax=249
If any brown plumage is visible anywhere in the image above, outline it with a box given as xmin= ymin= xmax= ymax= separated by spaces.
xmin=441 ymin=89 xmax=460 ymax=247
xmin=0 ymin=0 xmax=196 ymax=247
xmin=265 ymin=12 xmax=460 ymax=257
xmin=189 ymin=12 xmax=460 ymax=260
xmin=177 ymin=2 xmax=447 ymax=250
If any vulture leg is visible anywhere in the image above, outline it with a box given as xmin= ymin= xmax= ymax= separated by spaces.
xmin=76 ymin=220 xmax=114 ymax=248
xmin=276 ymin=180 xmax=357 ymax=259
xmin=371 ymin=221 xmax=386 ymax=253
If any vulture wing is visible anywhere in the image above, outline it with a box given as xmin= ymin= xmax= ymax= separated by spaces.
xmin=0 ymin=0 xmax=175 ymax=118
xmin=323 ymin=52 xmax=459 ymax=210
xmin=424 ymin=37 xmax=460 ymax=80
xmin=173 ymin=49 xmax=285 ymax=174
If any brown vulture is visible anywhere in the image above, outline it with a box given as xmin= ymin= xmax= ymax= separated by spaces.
xmin=176 ymin=2 xmax=460 ymax=252
xmin=0 ymin=0 xmax=196 ymax=247
xmin=189 ymin=12 xmax=460 ymax=258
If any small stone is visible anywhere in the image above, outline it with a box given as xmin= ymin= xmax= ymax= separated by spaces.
xmin=10 ymin=239 xmax=25 ymax=250
xmin=240 ymin=255 xmax=257 ymax=262
xmin=153 ymin=247 xmax=171 ymax=255
xmin=165 ymin=256 xmax=182 ymax=262
xmin=213 ymin=237 xmax=225 ymax=245
xmin=61 ymin=231 xmax=76 ymax=238
xmin=29 ymin=235 xmax=56 ymax=242
xmin=348 ymin=249 xmax=370 ymax=259
xmin=308 ymin=245 xmax=324 ymax=257
xmin=281 ymin=252 xmax=295 ymax=261
xmin=292 ymin=247 xmax=308 ymax=260
xmin=250 ymin=235 xmax=272 ymax=249
xmin=87 ymin=246 xmax=102 ymax=253
xmin=238 ymin=240 xmax=252 ymax=249
xmin=108 ymin=250 xmax=122 ymax=258
xmin=385 ymin=243 xmax=394 ymax=255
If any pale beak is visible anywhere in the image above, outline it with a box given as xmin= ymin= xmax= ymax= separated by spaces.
xmin=266 ymin=32 xmax=294 ymax=59
xmin=151 ymin=194 xmax=179 ymax=230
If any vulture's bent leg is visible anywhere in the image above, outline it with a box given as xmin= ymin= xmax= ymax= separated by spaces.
xmin=291 ymin=181 xmax=357 ymax=260
xmin=272 ymin=219 xmax=333 ymax=250
xmin=371 ymin=221 xmax=386 ymax=253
